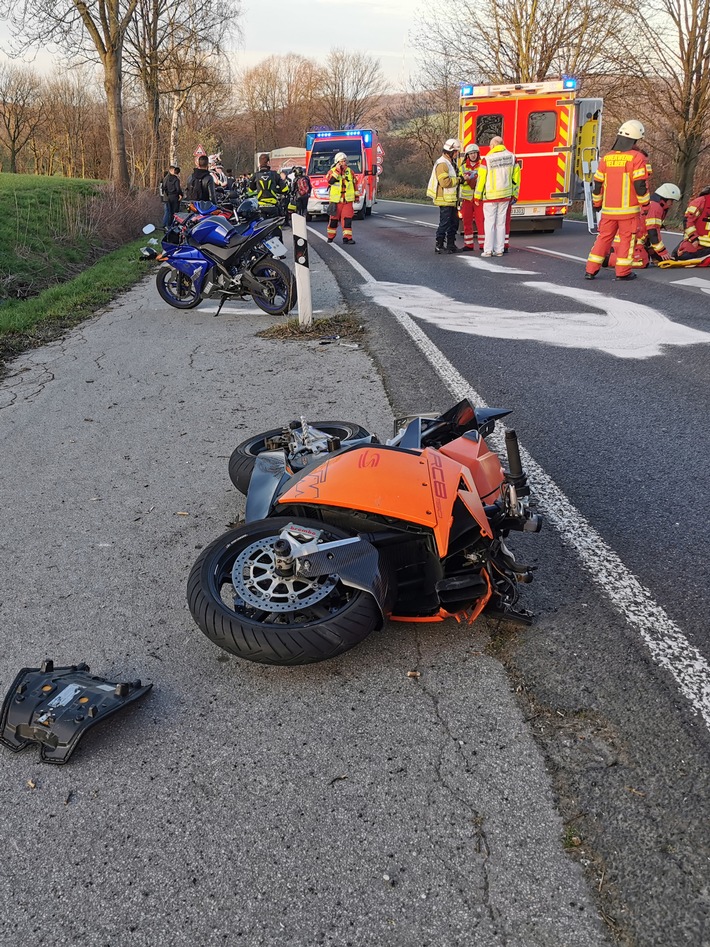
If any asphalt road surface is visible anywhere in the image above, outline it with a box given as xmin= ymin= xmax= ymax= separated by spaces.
xmin=308 ymin=201 xmax=710 ymax=947
xmin=0 ymin=254 xmax=609 ymax=947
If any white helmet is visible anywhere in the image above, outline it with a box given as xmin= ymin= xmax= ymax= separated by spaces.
xmin=655 ymin=182 xmax=681 ymax=201
xmin=443 ymin=138 xmax=462 ymax=152
xmin=464 ymin=143 xmax=480 ymax=155
xmin=334 ymin=152 xmax=347 ymax=163
xmin=618 ymin=120 xmax=645 ymax=139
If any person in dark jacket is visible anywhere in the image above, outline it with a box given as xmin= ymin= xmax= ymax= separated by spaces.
xmin=185 ymin=155 xmax=217 ymax=204
xmin=161 ymin=166 xmax=183 ymax=229
xmin=249 ymin=155 xmax=289 ymax=217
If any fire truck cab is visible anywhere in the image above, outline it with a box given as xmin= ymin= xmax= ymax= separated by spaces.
xmin=305 ymin=129 xmax=383 ymax=220
xmin=458 ymin=78 xmax=603 ymax=232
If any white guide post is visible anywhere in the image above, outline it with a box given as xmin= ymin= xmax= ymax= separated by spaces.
xmin=291 ymin=214 xmax=313 ymax=327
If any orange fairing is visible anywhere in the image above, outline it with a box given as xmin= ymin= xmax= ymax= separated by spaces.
xmin=276 ymin=445 xmax=488 ymax=555
xmin=439 ymin=434 xmax=505 ymax=505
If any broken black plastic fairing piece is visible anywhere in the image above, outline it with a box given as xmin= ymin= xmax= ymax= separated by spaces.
xmin=0 ymin=660 xmax=152 ymax=764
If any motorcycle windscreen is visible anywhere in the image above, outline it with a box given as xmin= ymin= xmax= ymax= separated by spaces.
xmin=276 ymin=445 xmax=476 ymax=556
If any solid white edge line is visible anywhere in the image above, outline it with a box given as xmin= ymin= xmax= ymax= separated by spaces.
xmin=309 ymin=224 xmax=710 ymax=730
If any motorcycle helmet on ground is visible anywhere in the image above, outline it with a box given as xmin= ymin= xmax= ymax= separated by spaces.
xmin=655 ymin=183 xmax=681 ymax=201
xmin=238 ymin=197 xmax=260 ymax=220
xmin=139 ymin=245 xmax=158 ymax=260
xmin=617 ymin=120 xmax=645 ymax=140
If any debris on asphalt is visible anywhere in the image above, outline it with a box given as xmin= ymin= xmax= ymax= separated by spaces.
xmin=407 ymin=670 xmax=421 ymax=679
xmin=0 ymin=660 xmax=152 ymax=764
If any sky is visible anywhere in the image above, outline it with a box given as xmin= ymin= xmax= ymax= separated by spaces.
xmin=0 ymin=0 xmax=418 ymax=87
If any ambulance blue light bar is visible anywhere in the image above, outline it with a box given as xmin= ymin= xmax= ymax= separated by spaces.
xmin=562 ymin=77 xmax=578 ymax=89
xmin=461 ymin=85 xmax=474 ymax=97
xmin=309 ymin=129 xmax=373 ymax=145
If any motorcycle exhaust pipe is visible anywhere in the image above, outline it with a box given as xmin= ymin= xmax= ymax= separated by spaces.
xmin=505 ymin=429 xmax=530 ymax=497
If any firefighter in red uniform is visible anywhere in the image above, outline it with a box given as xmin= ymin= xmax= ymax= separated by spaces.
xmin=585 ymin=120 xmax=650 ymax=281
xmin=674 ymin=186 xmax=710 ymax=261
xmin=609 ymin=183 xmax=681 ymax=268
xmin=458 ymin=143 xmax=484 ymax=251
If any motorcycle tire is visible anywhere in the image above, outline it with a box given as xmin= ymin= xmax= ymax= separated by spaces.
xmin=156 ymin=264 xmax=202 ymax=309
xmin=228 ymin=421 xmax=373 ymax=495
xmin=187 ymin=516 xmax=381 ymax=665
xmin=249 ymin=258 xmax=296 ymax=316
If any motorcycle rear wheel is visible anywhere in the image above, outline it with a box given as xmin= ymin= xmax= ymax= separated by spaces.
xmin=156 ymin=265 xmax=201 ymax=309
xmin=187 ymin=517 xmax=380 ymax=665
xmin=249 ymin=258 xmax=296 ymax=315
xmin=228 ymin=421 xmax=372 ymax=494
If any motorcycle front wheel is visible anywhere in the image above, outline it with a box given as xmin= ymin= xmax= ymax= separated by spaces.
xmin=187 ymin=517 xmax=380 ymax=665
xmin=228 ymin=421 xmax=373 ymax=494
xmin=156 ymin=265 xmax=201 ymax=309
xmin=249 ymin=258 xmax=296 ymax=315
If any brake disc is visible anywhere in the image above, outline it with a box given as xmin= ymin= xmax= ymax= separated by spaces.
xmin=232 ymin=536 xmax=337 ymax=613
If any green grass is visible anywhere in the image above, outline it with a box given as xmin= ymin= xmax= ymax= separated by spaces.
xmin=0 ymin=173 xmax=102 ymax=300
xmin=0 ymin=238 xmax=150 ymax=366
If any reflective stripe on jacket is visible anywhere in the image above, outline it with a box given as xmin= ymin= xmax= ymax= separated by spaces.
xmin=474 ymin=146 xmax=519 ymax=201
xmin=251 ymin=169 xmax=288 ymax=206
xmin=427 ymin=156 xmax=459 ymax=206
xmin=327 ymin=167 xmax=357 ymax=203
xmin=592 ymin=149 xmax=649 ymax=217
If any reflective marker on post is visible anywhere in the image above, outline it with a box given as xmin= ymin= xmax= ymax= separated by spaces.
xmin=292 ymin=213 xmax=312 ymax=327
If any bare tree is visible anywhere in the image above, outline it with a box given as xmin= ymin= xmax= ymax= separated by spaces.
xmin=2 ymin=0 xmax=140 ymax=187
xmin=414 ymin=0 xmax=640 ymax=85
xmin=0 ymin=63 xmax=44 ymax=172
xmin=317 ymin=49 xmax=385 ymax=129
xmin=123 ymin=0 xmax=239 ymax=186
xmin=635 ymin=0 xmax=710 ymax=198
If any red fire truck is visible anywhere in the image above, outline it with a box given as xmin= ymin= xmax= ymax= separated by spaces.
xmin=458 ymin=78 xmax=603 ymax=232
xmin=305 ymin=129 xmax=384 ymax=220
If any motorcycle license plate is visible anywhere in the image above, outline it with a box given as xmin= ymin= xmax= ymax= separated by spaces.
xmin=264 ymin=237 xmax=287 ymax=258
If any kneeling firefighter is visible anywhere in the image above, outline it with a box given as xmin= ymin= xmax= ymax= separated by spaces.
xmin=326 ymin=153 xmax=359 ymax=245
xmin=609 ymin=182 xmax=681 ymax=268
xmin=674 ymin=186 xmax=710 ymax=261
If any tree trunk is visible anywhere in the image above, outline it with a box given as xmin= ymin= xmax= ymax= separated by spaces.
xmin=674 ymin=132 xmax=703 ymax=202
xmin=103 ymin=48 xmax=131 ymax=189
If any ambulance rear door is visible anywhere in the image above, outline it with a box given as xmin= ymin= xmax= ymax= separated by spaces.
xmin=461 ymin=97 xmax=517 ymax=154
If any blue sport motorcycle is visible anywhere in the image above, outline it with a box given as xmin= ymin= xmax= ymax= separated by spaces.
xmin=146 ymin=199 xmax=296 ymax=316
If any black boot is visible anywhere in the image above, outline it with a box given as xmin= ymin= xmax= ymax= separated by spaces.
xmin=447 ymin=243 xmax=464 ymax=253
xmin=435 ymin=242 xmax=445 ymax=254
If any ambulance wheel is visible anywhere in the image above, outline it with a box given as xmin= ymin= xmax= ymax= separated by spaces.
xmin=355 ymin=207 xmax=365 ymax=220
xmin=365 ymin=205 xmax=372 ymax=217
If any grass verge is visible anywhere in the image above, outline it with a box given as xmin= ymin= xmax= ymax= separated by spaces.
xmin=0 ymin=239 xmax=151 ymax=369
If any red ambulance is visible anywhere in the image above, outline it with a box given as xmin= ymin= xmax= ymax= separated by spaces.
xmin=458 ymin=78 xmax=603 ymax=232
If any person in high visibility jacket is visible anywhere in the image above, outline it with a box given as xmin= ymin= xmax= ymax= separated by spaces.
xmin=584 ymin=120 xmax=650 ymax=281
xmin=473 ymin=136 xmax=520 ymax=257
xmin=503 ymin=159 xmax=522 ymax=253
xmin=458 ymin=143 xmax=484 ymax=252
xmin=249 ymin=155 xmax=289 ymax=216
xmin=675 ymin=186 xmax=710 ymax=260
xmin=609 ymin=183 xmax=680 ymax=268
xmin=326 ymin=152 xmax=360 ymax=244
xmin=427 ymin=138 xmax=464 ymax=253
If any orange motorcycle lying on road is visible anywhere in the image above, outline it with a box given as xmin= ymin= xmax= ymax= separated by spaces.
xmin=187 ymin=400 xmax=542 ymax=665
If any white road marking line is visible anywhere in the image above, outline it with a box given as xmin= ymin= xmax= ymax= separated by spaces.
xmin=309 ymin=224 xmax=710 ymax=730
xmin=415 ymin=220 xmax=438 ymax=229
xmin=526 ymin=246 xmax=588 ymax=263
xmin=383 ymin=214 xmax=409 ymax=221
xmin=672 ymin=277 xmax=710 ymax=294
xmin=459 ymin=256 xmax=539 ymax=275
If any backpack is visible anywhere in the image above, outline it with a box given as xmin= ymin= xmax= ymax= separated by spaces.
xmin=187 ymin=172 xmax=211 ymax=201
xmin=296 ymin=176 xmax=309 ymax=197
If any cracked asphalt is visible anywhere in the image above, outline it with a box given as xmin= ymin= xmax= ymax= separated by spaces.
xmin=0 ymin=248 xmax=608 ymax=946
